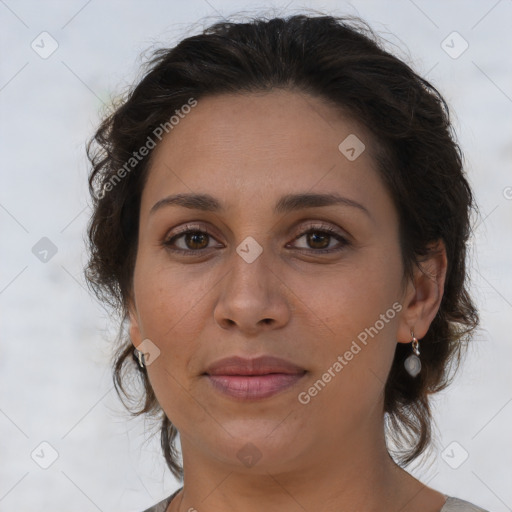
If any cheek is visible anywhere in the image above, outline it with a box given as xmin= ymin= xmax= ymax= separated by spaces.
xmin=134 ymin=262 xmax=210 ymax=427
xmin=132 ymin=258 xmax=210 ymax=398
xmin=286 ymin=251 xmax=402 ymax=393
xmin=290 ymin=250 xmax=402 ymax=337
xmin=134 ymin=255 xmax=213 ymax=341
xmin=290 ymin=272 xmax=400 ymax=429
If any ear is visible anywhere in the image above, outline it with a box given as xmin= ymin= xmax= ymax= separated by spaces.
xmin=127 ymin=299 xmax=143 ymax=348
xmin=397 ymin=239 xmax=448 ymax=343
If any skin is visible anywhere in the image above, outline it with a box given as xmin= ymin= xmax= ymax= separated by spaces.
xmin=128 ymin=90 xmax=448 ymax=512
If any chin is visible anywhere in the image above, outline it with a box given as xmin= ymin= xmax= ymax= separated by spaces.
xmin=205 ymin=427 xmax=306 ymax=470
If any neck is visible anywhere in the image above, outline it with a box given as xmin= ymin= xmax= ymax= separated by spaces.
xmin=170 ymin=413 xmax=443 ymax=512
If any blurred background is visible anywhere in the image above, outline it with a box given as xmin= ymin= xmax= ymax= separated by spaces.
xmin=0 ymin=0 xmax=511 ymax=510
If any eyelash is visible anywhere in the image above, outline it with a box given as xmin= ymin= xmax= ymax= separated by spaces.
xmin=162 ymin=223 xmax=350 ymax=256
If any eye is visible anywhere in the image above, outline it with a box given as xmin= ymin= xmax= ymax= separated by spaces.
xmin=163 ymin=225 xmax=222 ymax=254
xmin=162 ymin=223 xmax=350 ymax=256
xmin=289 ymin=225 xmax=350 ymax=253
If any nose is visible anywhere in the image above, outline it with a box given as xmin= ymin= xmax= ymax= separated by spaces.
xmin=213 ymin=246 xmax=291 ymax=335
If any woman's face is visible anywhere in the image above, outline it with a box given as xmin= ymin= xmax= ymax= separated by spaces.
xmin=128 ymin=90 xmax=419 ymax=473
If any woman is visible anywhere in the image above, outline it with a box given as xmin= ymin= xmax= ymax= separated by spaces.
xmin=85 ymin=13 xmax=488 ymax=512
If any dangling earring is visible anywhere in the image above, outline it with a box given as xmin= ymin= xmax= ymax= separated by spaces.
xmin=404 ymin=331 xmax=421 ymax=377
xmin=134 ymin=348 xmax=146 ymax=369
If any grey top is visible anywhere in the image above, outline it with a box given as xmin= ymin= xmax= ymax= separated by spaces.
xmin=141 ymin=490 xmax=490 ymax=512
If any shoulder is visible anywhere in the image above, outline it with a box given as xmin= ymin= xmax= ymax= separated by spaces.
xmin=140 ymin=487 xmax=181 ymax=512
xmin=140 ymin=490 xmax=490 ymax=512
xmin=441 ymin=496 xmax=491 ymax=512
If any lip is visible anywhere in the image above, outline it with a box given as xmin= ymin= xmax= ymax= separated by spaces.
xmin=205 ymin=355 xmax=305 ymax=376
xmin=204 ymin=355 xmax=306 ymax=400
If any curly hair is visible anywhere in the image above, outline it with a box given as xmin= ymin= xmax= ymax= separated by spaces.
xmin=85 ymin=13 xmax=479 ymax=480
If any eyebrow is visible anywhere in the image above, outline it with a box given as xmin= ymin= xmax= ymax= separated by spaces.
xmin=150 ymin=192 xmax=371 ymax=219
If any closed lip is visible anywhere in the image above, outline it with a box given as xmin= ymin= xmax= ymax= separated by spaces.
xmin=204 ymin=355 xmax=306 ymax=376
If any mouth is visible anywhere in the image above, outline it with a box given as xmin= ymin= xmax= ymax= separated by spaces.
xmin=203 ymin=355 xmax=307 ymax=400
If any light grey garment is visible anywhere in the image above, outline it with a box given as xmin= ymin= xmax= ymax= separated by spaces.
xmin=141 ymin=487 xmax=178 ymax=512
xmin=141 ymin=491 xmax=490 ymax=512
xmin=441 ymin=497 xmax=490 ymax=511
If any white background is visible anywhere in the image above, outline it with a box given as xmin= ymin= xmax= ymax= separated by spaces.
xmin=0 ymin=0 xmax=511 ymax=511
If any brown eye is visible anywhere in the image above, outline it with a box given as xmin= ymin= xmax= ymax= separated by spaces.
xmin=290 ymin=226 xmax=350 ymax=253
xmin=184 ymin=231 xmax=209 ymax=250
xmin=306 ymin=232 xmax=330 ymax=249
xmin=163 ymin=226 xmax=221 ymax=254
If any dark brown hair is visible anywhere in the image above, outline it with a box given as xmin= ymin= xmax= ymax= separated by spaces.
xmin=85 ymin=13 xmax=479 ymax=480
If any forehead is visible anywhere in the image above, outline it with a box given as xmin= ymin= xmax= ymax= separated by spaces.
xmin=150 ymin=89 xmax=371 ymax=164
xmin=141 ymin=90 xmax=388 ymax=216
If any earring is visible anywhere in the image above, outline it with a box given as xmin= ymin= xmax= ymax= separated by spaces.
xmin=404 ymin=331 xmax=421 ymax=377
xmin=134 ymin=348 xmax=146 ymax=369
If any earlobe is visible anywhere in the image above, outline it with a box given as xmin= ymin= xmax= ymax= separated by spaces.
xmin=128 ymin=303 xmax=143 ymax=347
xmin=397 ymin=239 xmax=448 ymax=343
